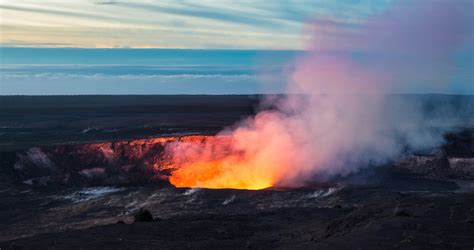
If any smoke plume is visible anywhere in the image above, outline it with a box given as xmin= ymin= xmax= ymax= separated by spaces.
xmin=166 ymin=0 xmax=473 ymax=189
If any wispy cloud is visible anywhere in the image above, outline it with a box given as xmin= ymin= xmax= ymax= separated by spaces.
xmin=94 ymin=1 xmax=118 ymax=5
xmin=0 ymin=4 xmax=121 ymax=22
xmin=0 ymin=0 xmax=391 ymax=49
xmin=0 ymin=61 xmax=289 ymax=95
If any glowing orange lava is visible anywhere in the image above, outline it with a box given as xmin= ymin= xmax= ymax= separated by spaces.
xmin=167 ymin=135 xmax=275 ymax=190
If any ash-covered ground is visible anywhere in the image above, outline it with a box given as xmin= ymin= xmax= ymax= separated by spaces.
xmin=0 ymin=95 xmax=473 ymax=249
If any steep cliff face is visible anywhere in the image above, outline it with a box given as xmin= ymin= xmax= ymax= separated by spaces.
xmin=448 ymin=158 xmax=474 ymax=178
xmin=394 ymin=129 xmax=474 ymax=180
xmin=394 ymin=154 xmax=450 ymax=179
xmin=8 ymin=136 xmax=213 ymax=187
xmin=4 ymin=129 xmax=473 ymax=187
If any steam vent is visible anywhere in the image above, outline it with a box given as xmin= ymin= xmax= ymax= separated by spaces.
xmin=1 ymin=0 xmax=474 ymax=248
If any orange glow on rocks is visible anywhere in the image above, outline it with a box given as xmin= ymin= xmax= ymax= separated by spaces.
xmin=167 ymin=135 xmax=275 ymax=190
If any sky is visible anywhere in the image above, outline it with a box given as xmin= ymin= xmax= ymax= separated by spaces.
xmin=0 ymin=0 xmax=472 ymax=95
xmin=0 ymin=0 xmax=392 ymax=49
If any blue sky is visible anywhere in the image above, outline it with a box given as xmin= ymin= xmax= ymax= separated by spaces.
xmin=0 ymin=0 xmax=472 ymax=95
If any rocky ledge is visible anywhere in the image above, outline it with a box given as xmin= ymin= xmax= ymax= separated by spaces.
xmin=1 ymin=129 xmax=472 ymax=188
xmin=1 ymin=136 xmax=214 ymax=187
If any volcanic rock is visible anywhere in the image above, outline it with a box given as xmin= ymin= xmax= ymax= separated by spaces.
xmin=448 ymin=158 xmax=474 ymax=179
xmin=393 ymin=154 xmax=450 ymax=179
xmin=5 ymin=137 xmax=191 ymax=187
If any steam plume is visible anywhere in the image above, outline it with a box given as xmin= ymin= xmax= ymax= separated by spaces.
xmin=166 ymin=0 xmax=473 ymax=189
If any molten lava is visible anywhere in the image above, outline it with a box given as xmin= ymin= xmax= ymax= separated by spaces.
xmin=167 ymin=135 xmax=276 ymax=190
xmin=166 ymin=111 xmax=303 ymax=190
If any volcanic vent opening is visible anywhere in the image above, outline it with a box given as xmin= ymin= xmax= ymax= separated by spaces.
xmin=166 ymin=135 xmax=275 ymax=190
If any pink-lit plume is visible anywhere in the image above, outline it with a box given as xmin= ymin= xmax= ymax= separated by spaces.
xmin=166 ymin=0 xmax=472 ymax=189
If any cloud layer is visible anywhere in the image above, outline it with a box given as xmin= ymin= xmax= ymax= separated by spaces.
xmin=0 ymin=0 xmax=390 ymax=49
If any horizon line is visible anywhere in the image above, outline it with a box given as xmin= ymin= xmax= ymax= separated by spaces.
xmin=2 ymin=93 xmax=473 ymax=97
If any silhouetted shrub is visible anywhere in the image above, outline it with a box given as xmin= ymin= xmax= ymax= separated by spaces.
xmin=134 ymin=208 xmax=153 ymax=222
xmin=393 ymin=209 xmax=411 ymax=217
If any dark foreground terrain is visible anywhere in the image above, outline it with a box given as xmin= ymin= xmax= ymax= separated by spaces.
xmin=1 ymin=184 xmax=473 ymax=249
xmin=0 ymin=95 xmax=473 ymax=249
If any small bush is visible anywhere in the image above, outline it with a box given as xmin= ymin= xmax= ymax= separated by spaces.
xmin=134 ymin=208 xmax=153 ymax=222
xmin=393 ymin=209 xmax=411 ymax=217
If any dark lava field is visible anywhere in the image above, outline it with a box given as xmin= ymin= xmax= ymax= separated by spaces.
xmin=0 ymin=95 xmax=473 ymax=249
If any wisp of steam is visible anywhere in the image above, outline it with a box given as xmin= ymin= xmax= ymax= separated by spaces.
xmin=166 ymin=0 xmax=473 ymax=190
